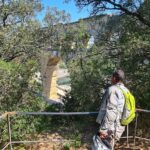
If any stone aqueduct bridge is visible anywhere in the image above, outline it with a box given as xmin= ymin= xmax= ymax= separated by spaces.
xmin=41 ymin=15 xmax=118 ymax=101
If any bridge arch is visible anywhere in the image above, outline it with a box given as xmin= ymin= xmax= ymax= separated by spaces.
xmin=41 ymin=52 xmax=70 ymax=101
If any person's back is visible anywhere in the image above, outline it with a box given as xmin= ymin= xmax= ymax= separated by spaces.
xmin=96 ymin=69 xmax=128 ymax=149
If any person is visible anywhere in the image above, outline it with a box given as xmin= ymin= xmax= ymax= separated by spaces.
xmin=96 ymin=69 xmax=128 ymax=149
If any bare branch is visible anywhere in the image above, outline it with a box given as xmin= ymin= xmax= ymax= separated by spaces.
xmin=105 ymin=0 xmax=150 ymax=27
xmin=74 ymin=0 xmax=150 ymax=27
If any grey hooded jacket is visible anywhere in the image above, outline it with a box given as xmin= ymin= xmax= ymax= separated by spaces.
xmin=96 ymin=83 xmax=129 ymax=140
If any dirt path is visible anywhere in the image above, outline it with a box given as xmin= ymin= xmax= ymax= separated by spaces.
xmin=15 ymin=132 xmax=150 ymax=150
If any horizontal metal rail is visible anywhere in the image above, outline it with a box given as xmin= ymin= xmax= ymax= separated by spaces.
xmin=17 ymin=112 xmax=98 ymax=116
xmin=11 ymin=139 xmax=76 ymax=144
xmin=136 ymin=108 xmax=150 ymax=113
xmin=135 ymin=136 xmax=150 ymax=142
xmin=0 ymin=108 xmax=150 ymax=119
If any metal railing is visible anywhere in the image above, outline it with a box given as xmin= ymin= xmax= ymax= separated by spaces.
xmin=1 ymin=109 xmax=150 ymax=150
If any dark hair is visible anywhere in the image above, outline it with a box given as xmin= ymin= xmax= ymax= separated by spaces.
xmin=112 ymin=69 xmax=125 ymax=82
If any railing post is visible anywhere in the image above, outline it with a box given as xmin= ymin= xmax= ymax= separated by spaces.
xmin=126 ymin=124 xmax=129 ymax=147
xmin=133 ymin=112 xmax=138 ymax=149
xmin=7 ymin=115 xmax=13 ymax=150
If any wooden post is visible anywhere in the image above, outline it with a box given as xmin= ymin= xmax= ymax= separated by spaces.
xmin=7 ymin=115 xmax=13 ymax=150
xmin=133 ymin=113 xmax=138 ymax=149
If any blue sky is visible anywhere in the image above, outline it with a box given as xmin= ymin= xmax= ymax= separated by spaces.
xmin=37 ymin=0 xmax=91 ymax=22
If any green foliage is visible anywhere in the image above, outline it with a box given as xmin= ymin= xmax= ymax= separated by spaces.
xmin=63 ymin=45 xmax=117 ymax=111
xmin=0 ymin=59 xmax=46 ymax=148
xmin=118 ymin=16 xmax=150 ymax=109
xmin=0 ymin=0 xmax=72 ymax=148
xmin=60 ymin=20 xmax=90 ymax=60
xmin=63 ymin=4 xmax=150 ymax=111
xmin=42 ymin=7 xmax=70 ymax=52
xmin=63 ymin=143 xmax=71 ymax=150
xmin=0 ymin=60 xmax=41 ymax=112
xmin=0 ymin=0 xmax=43 ymax=62
xmin=59 ymin=61 xmax=67 ymax=69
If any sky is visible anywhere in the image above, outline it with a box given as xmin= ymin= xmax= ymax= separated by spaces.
xmin=37 ymin=0 xmax=91 ymax=23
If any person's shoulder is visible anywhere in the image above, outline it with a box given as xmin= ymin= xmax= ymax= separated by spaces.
xmin=108 ymin=84 xmax=118 ymax=90
xmin=119 ymin=85 xmax=129 ymax=93
xmin=107 ymin=85 xmax=118 ymax=93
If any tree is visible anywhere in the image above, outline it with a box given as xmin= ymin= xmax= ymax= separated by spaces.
xmin=41 ymin=7 xmax=71 ymax=53
xmin=61 ymin=20 xmax=117 ymax=111
xmin=0 ymin=0 xmax=42 ymax=27
xmin=70 ymin=0 xmax=150 ymax=27
xmin=0 ymin=2 xmax=71 ymax=111
xmin=0 ymin=0 xmax=42 ymax=62
xmin=118 ymin=15 xmax=150 ymax=109
xmin=0 ymin=1 xmax=72 ymax=147
xmin=60 ymin=20 xmax=90 ymax=61
xmin=63 ymin=0 xmax=150 ymax=110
